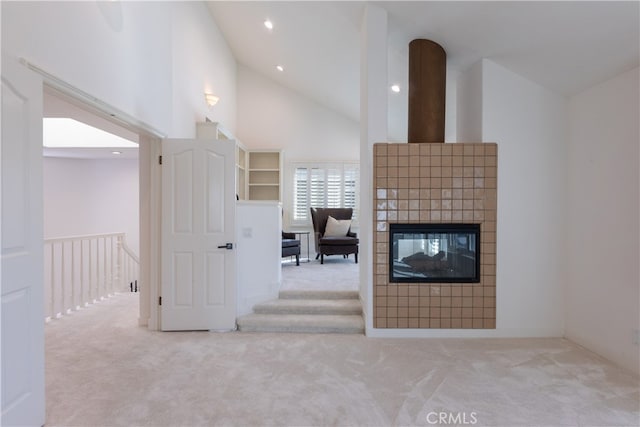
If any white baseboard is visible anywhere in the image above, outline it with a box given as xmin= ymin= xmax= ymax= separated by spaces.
xmin=365 ymin=326 xmax=564 ymax=339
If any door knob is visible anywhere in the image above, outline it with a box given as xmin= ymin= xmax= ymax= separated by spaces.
xmin=217 ymin=243 xmax=233 ymax=250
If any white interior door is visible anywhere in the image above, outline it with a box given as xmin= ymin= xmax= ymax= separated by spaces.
xmin=1 ymin=57 xmax=45 ymax=425
xmin=161 ymin=139 xmax=236 ymax=331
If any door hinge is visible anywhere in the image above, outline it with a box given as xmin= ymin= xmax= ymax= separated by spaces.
xmin=158 ymin=296 xmax=162 ymax=306
xmin=158 ymin=155 xmax=163 ymax=165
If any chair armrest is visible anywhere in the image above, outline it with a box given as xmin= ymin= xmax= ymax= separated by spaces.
xmin=347 ymin=231 xmax=358 ymax=238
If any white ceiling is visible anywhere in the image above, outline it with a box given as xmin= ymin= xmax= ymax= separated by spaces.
xmin=43 ymin=88 xmax=139 ymax=159
xmin=208 ymin=1 xmax=639 ymax=141
xmin=44 ymin=118 xmax=139 ymax=149
xmin=43 ymin=1 xmax=639 ymax=157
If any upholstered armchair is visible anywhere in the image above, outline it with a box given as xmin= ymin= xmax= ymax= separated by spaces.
xmin=282 ymin=231 xmax=301 ymax=266
xmin=310 ymin=207 xmax=358 ymax=264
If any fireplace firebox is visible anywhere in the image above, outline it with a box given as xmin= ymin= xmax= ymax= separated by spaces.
xmin=390 ymin=223 xmax=480 ymax=283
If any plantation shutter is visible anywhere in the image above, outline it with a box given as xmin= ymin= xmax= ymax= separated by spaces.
xmin=293 ymin=167 xmax=309 ymax=221
xmin=326 ymin=167 xmax=342 ymax=208
xmin=291 ymin=162 xmax=359 ymax=226
xmin=310 ymin=168 xmax=326 ymax=208
xmin=344 ymin=165 xmax=358 ymax=221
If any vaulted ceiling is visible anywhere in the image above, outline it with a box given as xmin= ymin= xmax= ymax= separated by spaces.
xmin=208 ymin=1 xmax=639 ymax=141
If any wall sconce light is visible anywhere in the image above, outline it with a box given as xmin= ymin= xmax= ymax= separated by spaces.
xmin=204 ymin=93 xmax=219 ymax=107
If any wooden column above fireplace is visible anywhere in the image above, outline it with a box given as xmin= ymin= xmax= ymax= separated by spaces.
xmin=408 ymin=39 xmax=446 ymax=143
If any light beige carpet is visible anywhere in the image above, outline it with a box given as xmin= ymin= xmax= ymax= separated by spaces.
xmin=281 ymin=256 xmax=359 ymax=292
xmin=45 ymin=293 xmax=639 ymax=426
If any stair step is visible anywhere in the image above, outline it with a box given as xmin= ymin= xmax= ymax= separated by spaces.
xmin=253 ymin=299 xmax=362 ymax=315
xmin=237 ymin=314 xmax=364 ymax=334
xmin=279 ymin=289 xmax=359 ymax=300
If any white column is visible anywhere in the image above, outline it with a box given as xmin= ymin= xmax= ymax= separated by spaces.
xmin=360 ymin=4 xmax=388 ymax=333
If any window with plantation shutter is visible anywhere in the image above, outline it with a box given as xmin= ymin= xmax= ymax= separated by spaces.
xmin=293 ymin=168 xmax=309 ymax=221
xmin=290 ymin=162 xmax=359 ymax=227
xmin=310 ymin=168 xmax=326 ymax=208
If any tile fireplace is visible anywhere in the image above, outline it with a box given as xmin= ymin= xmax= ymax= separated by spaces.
xmin=373 ymin=142 xmax=497 ymax=329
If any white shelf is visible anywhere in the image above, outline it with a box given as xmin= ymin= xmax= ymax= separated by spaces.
xmin=247 ymin=150 xmax=282 ymax=201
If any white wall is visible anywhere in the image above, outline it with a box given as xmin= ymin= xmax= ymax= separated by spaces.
xmin=170 ymin=3 xmax=237 ymax=136
xmin=43 ymin=157 xmax=139 ymax=255
xmin=236 ymin=202 xmax=282 ymax=316
xmin=1 ymin=1 xmax=236 ymax=137
xmin=456 ymin=61 xmax=483 ymax=142
xmin=566 ymin=67 xmax=640 ymax=374
xmin=236 ymin=65 xmax=360 ymax=228
xmin=454 ymin=60 xmax=568 ymax=337
xmin=236 ymin=65 xmax=359 ymax=158
xmin=482 ymin=59 xmax=567 ymax=336
xmin=361 ymin=3 xmax=389 ymax=334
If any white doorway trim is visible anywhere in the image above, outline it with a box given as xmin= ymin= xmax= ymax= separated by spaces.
xmin=139 ymin=135 xmax=162 ymax=330
xmin=27 ymin=59 xmax=165 ymax=330
xmin=22 ymin=59 xmax=164 ymax=138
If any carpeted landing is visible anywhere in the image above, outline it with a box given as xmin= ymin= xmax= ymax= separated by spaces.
xmin=280 ymin=256 xmax=359 ymax=292
xmin=45 ymin=292 xmax=640 ymax=427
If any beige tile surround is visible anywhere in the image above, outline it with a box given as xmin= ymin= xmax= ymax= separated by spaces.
xmin=373 ymin=143 xmax=497 ymax=329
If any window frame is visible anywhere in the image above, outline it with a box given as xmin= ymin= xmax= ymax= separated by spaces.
xmin=288 ymin=161 xmax=360 ymax=229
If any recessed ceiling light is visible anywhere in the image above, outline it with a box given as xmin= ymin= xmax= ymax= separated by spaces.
xmin=264 ymin=20 xmax=273 ymax=30
xmin=276 ymin=65 xmax=284 ymax=72
xmin=112 ymin=151 xmax=122 ymax=155
xmin=391 ymin=84 xmax=401 ymax=93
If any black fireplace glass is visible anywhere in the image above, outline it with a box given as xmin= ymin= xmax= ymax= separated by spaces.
xmin=390 ymin=223 xmax=480 ymax=283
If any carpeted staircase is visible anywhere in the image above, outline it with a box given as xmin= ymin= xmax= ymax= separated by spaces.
xmin=237 ymin=290 xmax=364 ymax=334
